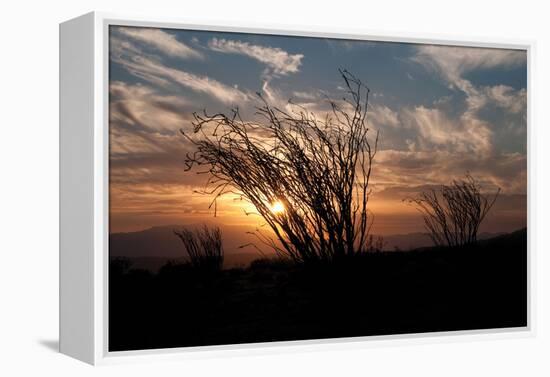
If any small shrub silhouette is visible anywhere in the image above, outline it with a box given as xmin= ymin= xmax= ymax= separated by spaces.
xmin=405 ymin=174 xmax=500 ymax=247
xmin=365 ymin=234 xmax=385 ymax=253
xmin=174 ymin=226 xmax=224 ymax=272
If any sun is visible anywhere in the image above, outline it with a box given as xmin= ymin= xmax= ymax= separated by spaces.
xmin=270 ymin=200 xmax=286 ymax=215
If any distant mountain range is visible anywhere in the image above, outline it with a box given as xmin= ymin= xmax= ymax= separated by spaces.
xmin=110 ymin=223 xmax=262 ymax=269
xmin=110 ymin=224 xmax=506 ymax=271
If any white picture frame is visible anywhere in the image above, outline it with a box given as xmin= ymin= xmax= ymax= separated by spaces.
xmin=60 ymin=11 xmax=534 ymax=365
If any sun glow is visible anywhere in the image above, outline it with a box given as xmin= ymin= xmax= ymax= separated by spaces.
xmin=270 ymin=200 xmax=286 ymax=215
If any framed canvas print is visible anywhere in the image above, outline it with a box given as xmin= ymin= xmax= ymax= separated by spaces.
xmin=60 ymin=12 xmax=532 ymax=365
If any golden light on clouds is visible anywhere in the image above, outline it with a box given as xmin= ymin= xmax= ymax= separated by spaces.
xmin=107 ymin=28 xmax=527 ymax=239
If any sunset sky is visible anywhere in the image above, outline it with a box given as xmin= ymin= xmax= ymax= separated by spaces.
xmin=109 ymin=25 xmax=527 ymax=241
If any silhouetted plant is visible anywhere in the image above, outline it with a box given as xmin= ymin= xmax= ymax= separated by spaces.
xmin=182 ymin=70 xmax=378 ymax=263
xmin=174 ymin=226 xmax=224 ymax=271
xmin=365 ymin=235 xmax=386 ymax=253
xmin=404 ymin=174 xmax=500 ymax=247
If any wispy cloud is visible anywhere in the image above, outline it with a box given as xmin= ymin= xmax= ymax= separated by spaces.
xmin=484 ymin=85 xmax=527 ymax=114
xmin=208 ymin=38 xmax=304 ymax=76
xmin=111 ymin=36 xmax=252 ymax=105
xmin=108 ymin=29 xmax=527 ymax=234
xmin=206 ymin=38 xmax=306 ymax=109
xmin=117 ymin=27 xmax=204 ymax=60
xmin=412 ymin=45 xmax=525 ymax=85
xmin=109 ymin=81 xmax=215 ymax=191
xmin=291 ymin=91 xmax=318 ymax=101
xmin=326 ymin=39 xmax=376 ymax=52
xmin=369 ymin=105 xmax=400 ymax=129
xmin=110 ymin=81 xmax=191 ymax=133
xmin=405 ymin=45 xmax=527 ymax=168
xmin=412 ymin=45 xmax=526 ymax=115
xmin=400 ymin=106 xmax=493 ymax=157
xmin=367 ymin=100 xmax=493 ymax=157
xmin=361 ymin=46 xmax=527 ymax=198
xmin=375 ymin=147 xmax=526 ymax=194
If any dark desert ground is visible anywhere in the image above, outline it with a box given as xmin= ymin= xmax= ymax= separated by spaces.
xmin=109 ymin=228 xmax=526 ymax=351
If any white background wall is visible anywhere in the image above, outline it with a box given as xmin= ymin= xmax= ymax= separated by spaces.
xmin=0 ymin=0 xmax=548 ymax=375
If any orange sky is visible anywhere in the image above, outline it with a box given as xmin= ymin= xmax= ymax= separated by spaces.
xmin=108 ymin=26 xmax=527 ymax=246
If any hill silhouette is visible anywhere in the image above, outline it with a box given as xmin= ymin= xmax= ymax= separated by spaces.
xmin=110 ymin=224 xmax=505 ymax=270
xmin=110 ymin=223 xmax=266 ymax=269
xmin=109 ymin=228 xmax=527 ymax=351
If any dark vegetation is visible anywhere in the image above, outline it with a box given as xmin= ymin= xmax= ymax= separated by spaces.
xmin=109 ymin=228 xmax=527 ymax=351
xmin=405 ymin=175 xmax=500 ymax=247
xmin=182 ymin=70 xmax=378 ymax=263
xmin=173 ymin=226 xmax=224 ymax=272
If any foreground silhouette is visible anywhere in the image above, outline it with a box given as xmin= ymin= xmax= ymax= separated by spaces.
xmin=174 ymin=226 xmax=224 ymax=272
xmin=405 ymin=174 xmax=500 ymax=247
xmin=109 ymin=228 xmax=527 ymax=351
xmin=182 ymin=70 xmax=378 ymax=263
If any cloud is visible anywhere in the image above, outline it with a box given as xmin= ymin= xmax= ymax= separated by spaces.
xmin=109 ymin=81 xmax=219 ymax=199
xmin=208 ymin=38 xmax=304 ymax=76
xmin=374 ymin=148 xmax=526 ymax=195
xmin=484 ymin=85 xmax=527 ymax=114
xmin=405 ymin=45 xmax=527 ymax=169
xmin=367 ymin=46 xmax=526 ymax=197
xmin=369 ymin=105 xmax=400 ymax=129
xmin=412 ymin=45 xmax=527 ymax=116
xmin=107 ymin=34 xmax=527 ymax=235
xmin=110 ymin=81 xmax=191 ymax=135
xmin=292 ymin=91 xmax=318 ymax=101
xmin=207 ymin=38 xmax=305 ymax=108
xmin=412 ymin=45 xmax=525 ymax=85
xmin=116 ymin=27 xmax=204 ymax=60
xmin=109 ymin=81 xmax=194 ymax=158
xmin=326 ymin=39 xmax=376 ymax=52
xmin=111 ymin=37 xmax=252 ymax=105
xmin=400 ymin=106 xmax=492 ymax=157
xmin=366 ymin=101 xmax=494 ymax=159
xmin=432 ymin=95 xmax=452 ymax=106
